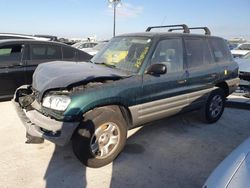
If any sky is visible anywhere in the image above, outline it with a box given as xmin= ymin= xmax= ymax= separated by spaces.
xmin=0 ymin=0 xmax=250 ymax=40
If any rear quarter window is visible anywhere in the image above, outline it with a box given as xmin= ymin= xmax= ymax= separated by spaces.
xmin=30 ymin=44 xmax=62 ymax=60
xmin=208 ymin=38 xmax=232 ymax=63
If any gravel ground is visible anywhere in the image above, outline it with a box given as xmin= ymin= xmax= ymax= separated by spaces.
xmin=0 ymin=100 xmax=250 ymax=188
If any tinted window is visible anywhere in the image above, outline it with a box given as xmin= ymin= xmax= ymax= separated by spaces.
xmin=63 ymin=47 xmax=76 ymax=60
xmin=185 ymin=38 xmax=212 ymax=68
xmin=151 ymin=38 xmax=183 ymax=73
xmin=30 ymin=44 xmax=62 ymax=60
xmin=78 ymin=51 xmax=92 ymax=61
xmin=208 ymin=38 xmax=232 ymax=63
xmin=0 ymin=44 xmax=23 ymax=66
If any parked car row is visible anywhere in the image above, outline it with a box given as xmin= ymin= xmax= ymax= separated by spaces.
xmin=0 ymin=39 xmax=92 ymax=100
xmin=72 ymin=40 xmax=108 ymax=56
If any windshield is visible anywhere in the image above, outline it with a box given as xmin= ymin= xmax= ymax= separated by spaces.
xmin=72 ymin=42 xmax=82 ymax=48
xmin=243 ymin=52 xmax=250 ymax=59
xmin=237 ymin=43 xmax=250 ymax=50
xmin=91 ymin=36 xmax=152 ymax=73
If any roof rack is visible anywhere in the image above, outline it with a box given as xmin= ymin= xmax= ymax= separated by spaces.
xmin=146 ymin=24 xmax=190 ymax=33
xmin=168 ymin=26 xmax=211 ymax=35
xmin=189 ymin=27 xmax=211 ymax=35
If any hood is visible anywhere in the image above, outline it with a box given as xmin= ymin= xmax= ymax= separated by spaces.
xmin=231 ymin=50 xmax=250 ymax=55
xmin=32 ymin=61 xmax=128 ymax=99
xmin=235 ymin=58 xmax=250 ymax=73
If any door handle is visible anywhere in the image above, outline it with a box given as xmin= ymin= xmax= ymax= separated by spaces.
xmin=211 ymin=73 xmax=217 ymax=78
xmin=177 ymin=79 xmax=187 ymax=84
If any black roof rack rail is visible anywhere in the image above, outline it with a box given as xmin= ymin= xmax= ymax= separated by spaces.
xmin=169 ymin=26 xmax=211 ymax=35
xmin=189 ymin=27 xmax=211 ymax=35
xmin=146 ymin=24 xmax=190 ymax=33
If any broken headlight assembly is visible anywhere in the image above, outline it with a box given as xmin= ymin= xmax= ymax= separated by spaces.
xmin=42 ymin=95 xmax=71 ymax=111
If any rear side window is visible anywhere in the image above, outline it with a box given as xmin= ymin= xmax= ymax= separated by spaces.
xmin=184 ymin=38 xmax=213 ymax=68
xmin=63 ymin=47 xmax=76 ymax=60
xmin=0 ymin=44 xmax=23 ymax=66
xmin=30 ymin=44 xmax=62 ymax=60
xmin=208 ymin=38 xmax=232 ymax=63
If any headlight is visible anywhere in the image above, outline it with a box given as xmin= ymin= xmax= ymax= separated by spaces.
xmin=42 ymin=95 xmax=71 ymax=111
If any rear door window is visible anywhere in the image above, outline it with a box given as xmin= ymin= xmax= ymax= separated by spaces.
xmin=30 ymin=44 xmax=62 ymax=60
xmin=208 ymin=38 xmax=232 ymax=63
xmin=184 ymin=38 xmax=213 ymax=68
xmin=0 ymin=44 xmax=23 ymax=67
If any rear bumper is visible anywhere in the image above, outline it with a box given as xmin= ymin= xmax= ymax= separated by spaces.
xmin=13 ymin=86 xmax=79 ymax=146
xmin=226 ymin=77 xmax=240 ymax=95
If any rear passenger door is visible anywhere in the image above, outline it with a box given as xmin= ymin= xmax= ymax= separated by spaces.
xmin=0 ymin=43 xmax=26 ymax=98
xmin=184 ymin=37 xmax=218 ymax=107
xmin=25 ymin=44 xmax=62 ymax=84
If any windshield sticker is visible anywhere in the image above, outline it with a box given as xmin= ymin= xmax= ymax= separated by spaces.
xmin=135 ymin=47 xmax=149 ymax=68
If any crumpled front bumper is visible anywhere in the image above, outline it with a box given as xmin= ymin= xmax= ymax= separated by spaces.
xmin=13 ymin=85 xmax=79 ymax=146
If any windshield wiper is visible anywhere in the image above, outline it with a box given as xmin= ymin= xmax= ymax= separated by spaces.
xmin=97 ymin=62 xmax=116 ymax=68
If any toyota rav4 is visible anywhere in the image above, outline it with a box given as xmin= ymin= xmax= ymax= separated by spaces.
xmin=13 ymin=25 xmax=240 ymax=168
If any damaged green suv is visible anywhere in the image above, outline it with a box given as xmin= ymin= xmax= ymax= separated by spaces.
xmin=13 ymin=25 xmax=239 ymax=168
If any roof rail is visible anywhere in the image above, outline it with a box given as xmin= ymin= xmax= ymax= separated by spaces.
xmin=146 ymin=24 xmax=190 ymax=33
xmin=189 ymin=27 xmax=211 ymax=35
xmin=169 ymin=26 xmax=211 ymax=35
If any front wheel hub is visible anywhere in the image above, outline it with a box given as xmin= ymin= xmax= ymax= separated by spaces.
xmin=90 ymin=122 xmax=120 ymax=159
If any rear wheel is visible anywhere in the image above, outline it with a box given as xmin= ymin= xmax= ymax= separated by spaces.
xmin=72 ymin=106 xmax=127 ymax=168
xmin=202 ymin=88 xmax=225 ymax=123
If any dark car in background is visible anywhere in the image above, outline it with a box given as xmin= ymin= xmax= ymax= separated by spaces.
xmin=0 ymin=33 xmax=50 ymax=41
xmin=0 ymin=39 xmax=92 ymax=100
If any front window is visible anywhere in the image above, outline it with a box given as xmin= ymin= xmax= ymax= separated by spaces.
xmin=92 ymin=36 xmax=152 ymax=73
xmin=243 ymin=52 xmax=250 ymax=59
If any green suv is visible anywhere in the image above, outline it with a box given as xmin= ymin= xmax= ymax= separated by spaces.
xmin=13 ymin=25 xmax=239 ymax=168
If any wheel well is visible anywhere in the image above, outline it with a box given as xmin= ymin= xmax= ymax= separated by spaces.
xmin=118 ymin=106 xmax=133 ymax=128
xmin=215 ymin=82 xmax=229 ymax=97
xmin=82 ymin=104 xmax=133 ymax=128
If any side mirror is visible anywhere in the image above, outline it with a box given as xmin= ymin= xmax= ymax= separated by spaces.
xmin=146 ymin=63 xmax=167 ymax=75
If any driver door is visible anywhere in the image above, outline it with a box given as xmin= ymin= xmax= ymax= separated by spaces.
xmin=133 ymin=37 xmax=189 ymax=125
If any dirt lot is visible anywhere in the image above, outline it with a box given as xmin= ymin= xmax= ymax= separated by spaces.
xmin=0 ymin=100 xmax=250 ymax=188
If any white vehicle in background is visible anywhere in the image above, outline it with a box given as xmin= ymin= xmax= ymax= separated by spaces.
xmin=235 ymin=52 xmax=250 ymax=81
xmin=231 ymin=43 xmax=250 ymax=58
xmin=72 ymin=41 xmax=98 ymax=51
xmin=203 ymin=137 xmax=250 ymax=188
xmin=82 ymin=41 xmax=108 ymax=56
xmin=0 ymin=33 xmax=50 ymax=41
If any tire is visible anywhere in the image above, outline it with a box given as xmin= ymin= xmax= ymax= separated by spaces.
xmin=202 ymin=88 xmax=225 ymax=123
xmin=72 ymin=106 xmax=127 ymax=168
